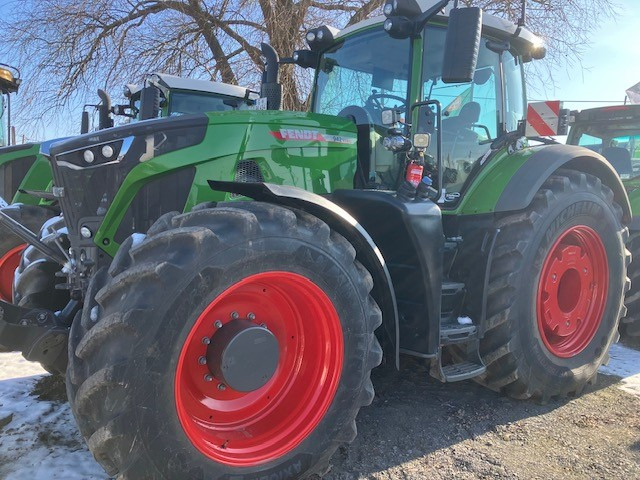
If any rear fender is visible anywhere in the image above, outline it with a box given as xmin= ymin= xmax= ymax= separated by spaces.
xmin=495 ymin=145 xmax=631 ymax=221
xmin=208 ymin=181 xmax=400 ymax=369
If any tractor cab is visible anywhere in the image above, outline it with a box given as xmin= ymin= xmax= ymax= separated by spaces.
xmin=567 ymin=104 xmax=640 ymax=179
xmin=296 ymin=0 xmax=544 ymax=203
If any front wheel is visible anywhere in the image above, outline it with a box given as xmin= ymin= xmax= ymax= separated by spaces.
xmin=479 ymin=169 xmax=629 ymax=400
xmin=66 ymin=202 xmax=382 ymax=479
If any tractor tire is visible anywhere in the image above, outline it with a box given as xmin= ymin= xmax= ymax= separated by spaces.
xmin=479 ymin=169 xmax=629 ymax=400
xmin=0 ymin=204 xmax=58 ymax=354
xmin=0 ymin=204 xmax=56 ymax=304
xmin=66 ymin=202 xmax=382 ymax=479
xmin=620 ymin=231 xmax=640 ymax=337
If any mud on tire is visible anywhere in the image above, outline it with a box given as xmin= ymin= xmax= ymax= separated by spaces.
xmin=478 ymin=169 xmax=629 ymax=400
xmin=67 ymin=202 xmax=382 ymax=479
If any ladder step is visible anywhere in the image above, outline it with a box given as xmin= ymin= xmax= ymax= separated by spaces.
xmin=440 ymin=322 xmax=477 ymax=344
xmin=441 ymin=362 xmax=486 ymax=382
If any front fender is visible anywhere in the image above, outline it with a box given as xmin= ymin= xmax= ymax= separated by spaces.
xmin=209 ymin=180 xmax=400 ymax=369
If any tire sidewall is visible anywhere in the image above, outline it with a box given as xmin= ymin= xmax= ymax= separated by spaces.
xmin=120 ymin=236 xmax=371 ymax=478
xmin=512 ymin=190 xmax=624 ymax=387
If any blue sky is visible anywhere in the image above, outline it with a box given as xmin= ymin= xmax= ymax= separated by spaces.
xmin=3 ymin=0 xmax=640 ymax=140
xmin=528 ymin=0 xmax=640 ymax=112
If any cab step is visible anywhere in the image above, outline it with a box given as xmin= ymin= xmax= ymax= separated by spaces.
xmin=431 ymin=337 xmax=486 ymax=382
xmin=440 ymin=361 xmax=486 ymax=382
xmin=440 ymin=322 xmax=477 ymax=344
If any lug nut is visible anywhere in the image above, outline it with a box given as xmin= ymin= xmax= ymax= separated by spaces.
xmin=198 ymin=356 xmax=207 ymax=365
xmin=202 ymin=337 xmax=211 ymax=345
xmin=217 ymin=383 xmax=227 ymax=391
xmin=231 ymin=311 xmax=239 ymax=319
xmin=248 ymin=312 xmax=256 ymax=321
xmin=204 ymin=374 xmax=213 ymax=382
xmin=214 ymin=320 xmax=222 ymax=329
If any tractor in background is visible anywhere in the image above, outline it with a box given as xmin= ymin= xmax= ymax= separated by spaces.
xmin=0 ymin=0 xmax=630 ymax=478
xmin=566 ymin=104 xmax=640 ymax=337
xmin=0 ymin=74 xmax=259 ymax=305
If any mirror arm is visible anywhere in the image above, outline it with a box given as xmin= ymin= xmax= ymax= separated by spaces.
xmin=410 ymin=100 xmax=443 ymax=201
xmin=414 ymin=0 xmax=452 ymax=34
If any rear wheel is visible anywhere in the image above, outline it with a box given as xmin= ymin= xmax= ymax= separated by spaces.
xmin=479 ymin=169 xmax=629 ymax=400
xmin=67 ymin=202 xmax=382 ymax=479
xmin=621 ymin=231 xmax=640 ymax=337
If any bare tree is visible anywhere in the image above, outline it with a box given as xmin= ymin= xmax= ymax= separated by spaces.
xmin=0 ymin=0 xmax=616 ymax=138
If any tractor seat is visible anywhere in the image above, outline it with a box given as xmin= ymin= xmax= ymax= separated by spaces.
xmin=442 ymin=102 xmax=481 ymax=140
xmin=602 ymin=146 xmax=632 ymax=176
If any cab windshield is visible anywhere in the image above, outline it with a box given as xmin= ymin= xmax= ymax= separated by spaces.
xmin=313 ymin=29 xmax=411 ymax=128
xmin=168 ymin=91 xmax=253 ymax=116
xmin=571 ymin=124 xmax=640 ymax=178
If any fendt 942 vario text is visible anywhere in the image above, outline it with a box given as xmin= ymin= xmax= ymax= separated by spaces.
xmin=0 ymin=1 xmax=630 ymax=478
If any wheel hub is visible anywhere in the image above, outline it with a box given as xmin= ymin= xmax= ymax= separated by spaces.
xmin=537 ymin=225 xmax=608 ymax=358
xmin=207 ymin=319 xmax=279 ymax=392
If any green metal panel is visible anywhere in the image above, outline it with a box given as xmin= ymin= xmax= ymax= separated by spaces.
xmin=12 ymin=154 xmax=53 ymax=205
xmin=627 ymin=183 xmax=640 ymax=217
xmin=443 ymin=145 xmax=542 ymax=216
xmin=95 ymin=111 xmax=359 ymax=256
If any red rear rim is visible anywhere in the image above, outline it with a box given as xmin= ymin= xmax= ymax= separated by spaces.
xmin=536 ymin=225 xmax=608 ymax=358
xmin=0 ymin=244 xmax=25 ymax=302
xmin=175 ymin=271 xmax=344 ymax=467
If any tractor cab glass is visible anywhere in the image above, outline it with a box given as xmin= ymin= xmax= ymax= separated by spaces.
xmin=314 ymin=29 xmax=411 ymax=127
xmin=420 ymin=26 xmax=525 ymax=198
xmin=313 ymin=28 xmax=411 ymax=187
xmin=572 ymin=128 xmax=640 ymax=178
xmin=168 ymin=91 xmax=254 ymax=116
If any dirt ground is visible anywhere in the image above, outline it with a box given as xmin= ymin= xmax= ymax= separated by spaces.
xmin=325 ymin=356 xmax=640 ymax=480
xmin=1 ymin=345 xmax=639 ymax=479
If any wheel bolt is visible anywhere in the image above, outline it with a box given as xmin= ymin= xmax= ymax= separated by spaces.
xmin=198 ymin=356 xmax=207 ymax=365
xmin=202 ymin=337 xmax=211 ymax=345
xmin=565 ymin=321 xmax=570 ymax=326
xmin=231 ymin=311 xmax=239 ymax=319
xmin=248 ymin=312 xmax=256 ymax=321
xmin=217 ymin=383 xmax=227 ymax=391
xmin=214 ymin=320 xmax=222 ymax=328
xmin=552 ymin=274 xmax=557 ymax=281
xmin=204 ymin=374 xmax=213 ymax=382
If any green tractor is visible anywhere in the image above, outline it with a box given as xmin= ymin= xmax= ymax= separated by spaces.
xmin=0 ymin=74 xmax=259 ymax=304
xmin=566 ymin=104 xmax=640 ymax=337
xmin=0 ymin=0 xmax=631 ymax=478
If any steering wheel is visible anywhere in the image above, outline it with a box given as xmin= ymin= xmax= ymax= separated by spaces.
xmin=365 ymin=93 xmax=407 ymax=112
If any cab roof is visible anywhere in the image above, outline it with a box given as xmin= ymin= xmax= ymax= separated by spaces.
xmin=334 ymin=0 xmax=542 ymax=57
xmin=148 ymin=73 xmax=259 ymax=100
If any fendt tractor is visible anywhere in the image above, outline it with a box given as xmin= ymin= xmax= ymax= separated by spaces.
xmin=0 ymin=74 xmax=259 ymax=304
xmin=566 ymin=104 xmax=640 ymax=337
xmin=0 ymin=0 xmax=631 ymax=478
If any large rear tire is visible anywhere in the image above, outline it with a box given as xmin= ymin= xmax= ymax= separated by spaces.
xmin=479 ymin=169 xmax=629 ymax=400
xmin=620 ymin=231 xmax=640 ymax=337
xmin=67 ymin=202 xmax=382 ymax=479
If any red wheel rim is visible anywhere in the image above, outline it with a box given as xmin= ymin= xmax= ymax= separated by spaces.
xmin=0 ymin=244 xmax=25 ymax=302
xmin=536 ymin=225 xmax=608 ymax=358
xmin=175 ymin=271 xmax=344 ymax=467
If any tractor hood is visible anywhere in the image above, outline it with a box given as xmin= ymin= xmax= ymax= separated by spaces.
xmin=45 ymin=110 xmax=358 ymax=243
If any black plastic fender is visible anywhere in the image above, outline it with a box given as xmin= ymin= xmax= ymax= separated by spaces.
xmin=209 ymin=180 xmax=400 ymax=369
xmin=495 ymin=145 xmax=632 ymax=223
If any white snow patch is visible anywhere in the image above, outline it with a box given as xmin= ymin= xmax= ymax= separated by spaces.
xmin=130 ymin=233 xmax=147 ymax=248
xmin=0 ymin=353 xmax=105 ymax=479
xmin=599 ymin=343 xmax=640 ymax=397
xmin=457 ymin=316 xmax=473 ymax=325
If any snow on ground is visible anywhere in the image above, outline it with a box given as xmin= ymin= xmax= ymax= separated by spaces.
xmin=600 ymin=343 xmax=640 ymax=396
xmin=0 ymin=353 xmax=106 ymax=479
xmin=0 ymin=344 xmax=639 ymax=479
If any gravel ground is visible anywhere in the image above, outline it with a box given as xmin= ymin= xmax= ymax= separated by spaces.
xmin=0 ymin=344 xmax=639 ymax=479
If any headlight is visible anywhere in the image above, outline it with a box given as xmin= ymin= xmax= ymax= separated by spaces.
xmin=56 ymin=139 xmax=127 ymax=169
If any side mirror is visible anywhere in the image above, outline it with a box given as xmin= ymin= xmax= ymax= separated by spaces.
xmin=442 ymin=7 xmax=482 ymax=84
xmin=80 ymin=111 xmax=89 ymax=134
